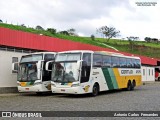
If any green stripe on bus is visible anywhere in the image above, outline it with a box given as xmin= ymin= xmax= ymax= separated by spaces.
xmin=27 ymin=82 xmax=34 ymax=86
xmin=108 ymin=68 xmax=118 ymax=89
xmin=102 ymin=68 xmax=114 ymax=90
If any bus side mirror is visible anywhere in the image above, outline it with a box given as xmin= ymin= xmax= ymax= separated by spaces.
xmin=46 ymin=61 xmax=54 ymax=71
xmin=12 ymin=62 xmax=19 ymax=73
xmin=77 ymin=60 xmax=83 ymax=71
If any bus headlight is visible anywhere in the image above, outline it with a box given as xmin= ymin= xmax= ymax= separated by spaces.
xmin=17 ymin=83 xmax=20 ymax=86
xmin=71 ymin=83 xmax=80 ymax=87
xmin=34 ymin=82 xmax=42 ymax=86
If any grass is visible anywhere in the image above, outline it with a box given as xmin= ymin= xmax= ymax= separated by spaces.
xmin=0 ymin=23 xmax=160 ymax=58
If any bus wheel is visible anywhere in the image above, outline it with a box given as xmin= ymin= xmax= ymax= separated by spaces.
xmin=36 ymin=92 xmax=43 ymax=95
xmin=127 ymin=81 xmax=132 ymax=91
xmin=158 ymin=77 xmax=160 ymax=81
xmin=131 ymin=81 xmax=136 ymax=90
xmin=92 ymin=83 xmax=99 ymax=96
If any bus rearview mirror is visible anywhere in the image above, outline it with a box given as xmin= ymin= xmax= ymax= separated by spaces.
xmin=46 ymin=61 xmax=54 ymax=71
xmin=77 ymin=60 xmax=83 ymax=71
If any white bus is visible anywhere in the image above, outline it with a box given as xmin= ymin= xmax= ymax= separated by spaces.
xmin=12 ymin=52 xmax=56 ymax=94
xmin=46 ymin=50 xmax=141 ymax=96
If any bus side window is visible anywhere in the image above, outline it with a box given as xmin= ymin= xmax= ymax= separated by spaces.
xmin=135 ymin=59 xmax=141 ymax=68
xmin=80 ymin=53 xmax=91 ymax=83
xmin=126 ymin=58 xmax=132 ymax=68
xmin=132 ymin=59 xmax=136 ymax=68
xmin=93 ymin=54 xmax=102 ymax=67
xmin=119 ymin=57 xmax=126 ymax=68
xmin=102 ymin=55 xmax=111 ymax=67
xmin=111 ymin=56 xmax=119 ymax=68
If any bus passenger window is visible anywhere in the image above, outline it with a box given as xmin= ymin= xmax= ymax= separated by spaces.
xmin=119 ymin=57 xmax=126 ymax=68
xmin=102 ymin=55 xmax=111 ymax=67
xmin=111 ymin=56 xmax=119 ymax=67
xmin=126 ymin=58 xmax=132 ymax=68
xmin=132 ymin=59 xmax=136 ymax=68
xmin=93 ymin=54 xmax=102 ymax=67
xmin=135 ymin=59 xmax=141 ymax=68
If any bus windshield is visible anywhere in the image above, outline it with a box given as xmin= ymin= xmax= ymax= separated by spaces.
xmin=18 ymin=63 xmax=38 ymax=82
xmin=51 ymin=62 xmax=79 ymax=83
xmin=20 ymin=54 xmax=43 ymax=63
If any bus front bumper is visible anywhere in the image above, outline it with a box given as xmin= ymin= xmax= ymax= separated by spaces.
xmin=18 ymin=84 xmax=50 ymax=93
xmin=51 ymin=86 xmax=85 ymax=94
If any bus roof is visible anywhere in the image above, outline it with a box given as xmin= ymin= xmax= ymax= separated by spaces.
xmin=58 ymin=50 xmax=94 ymax=54
xmin=94 ymin=51 xmax=140 ymax=59
xmin=57 ymin=50 xmax=140 ymax=59
xmin=24 ymin=52 xmax=57 ymax=55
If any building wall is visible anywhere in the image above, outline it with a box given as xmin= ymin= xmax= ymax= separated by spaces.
xmin=0 ymin=50 xmax=26 ymax=87
xmin=142 ymin=66 xmax=155 ymax=82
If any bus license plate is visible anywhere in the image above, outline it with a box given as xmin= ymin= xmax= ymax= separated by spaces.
xmin=61 ymin=89 xmax=65 ymax=92
xmin=25 ymin=88 xmax=29 ymax=90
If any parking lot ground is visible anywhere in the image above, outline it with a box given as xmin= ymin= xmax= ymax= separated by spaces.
xmin=1 ymin=83 xmax=160 ymax=119
xmin=0 ymin=83 xmax=160 ymax=112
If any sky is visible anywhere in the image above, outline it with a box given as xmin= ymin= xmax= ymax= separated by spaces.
xmin=0 ymin=0 xmax=160 ymax=40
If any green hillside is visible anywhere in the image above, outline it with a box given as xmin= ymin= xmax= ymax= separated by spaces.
xmin=0 ymin=23 xmax=160 ymax=59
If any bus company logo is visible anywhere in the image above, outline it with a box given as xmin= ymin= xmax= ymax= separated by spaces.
xmin=83 ymin=85 xmax=90 ymax=92
xmin=121 ymin=70 xmax=133 ymax=75
xmin=45 ymin=84 xmax=51 ymax=90
xmin=136 ymin=70 xmax=141 ymax=74
xmin=2 ymin=112 xmax=11 ymax=117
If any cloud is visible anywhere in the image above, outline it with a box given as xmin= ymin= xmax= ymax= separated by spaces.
xmin=0 ymin=0 xmax=160 ymax=40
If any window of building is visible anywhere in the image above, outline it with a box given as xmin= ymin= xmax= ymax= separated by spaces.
xmin=143 ymin=69 xmax=145 ymax=76
xmin=12 ymin=57 xmax=18 ymax=73
xmin=152 ymin=69 xmax=153 ymax=76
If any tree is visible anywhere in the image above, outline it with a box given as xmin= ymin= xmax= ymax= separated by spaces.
xmin=58 ymin=31 xmax=70 ymax=35
xmin=20 ymin=24 xmax=26 ymax=28
xmin=97 ymin=26 xmax=120 ymax=42
xmin=126 ymin=36 xmax=139 ymax=51
xmin=0 ymin=19 xmax=3 ymax=23
xmin=36 ymin=25 xmax=44 ymax=30
xmin=152 ymin=38 xmax=159 ymax=44
xmin=144 ymin=37 xmax=151 ymax=42
xmin=47 ymin=28 xmax=56 ymax=34
xmin=127 ymin=36 xmax=139 ymax=41
xmin=67 ymin=28 xmax=76 ymax=36
xmin=91 ymin=34 xmax=95 ymax=41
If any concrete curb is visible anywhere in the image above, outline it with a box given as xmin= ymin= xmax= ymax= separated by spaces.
xmin=0 ymin=87 xmax=18 ymax=94
xmin=142 ymin=81 xmax=160 ymax=85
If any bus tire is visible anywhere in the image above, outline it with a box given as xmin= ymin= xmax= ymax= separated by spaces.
xmin=127 ymin=81 xmax=132 ymax=91
xmin=158 ymin=77 xmax=160 ymax=81
xmin=92 ymin=83 xmax=99 ymax=96
xmin=131 ymin=80 xmax=136 ymax=90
